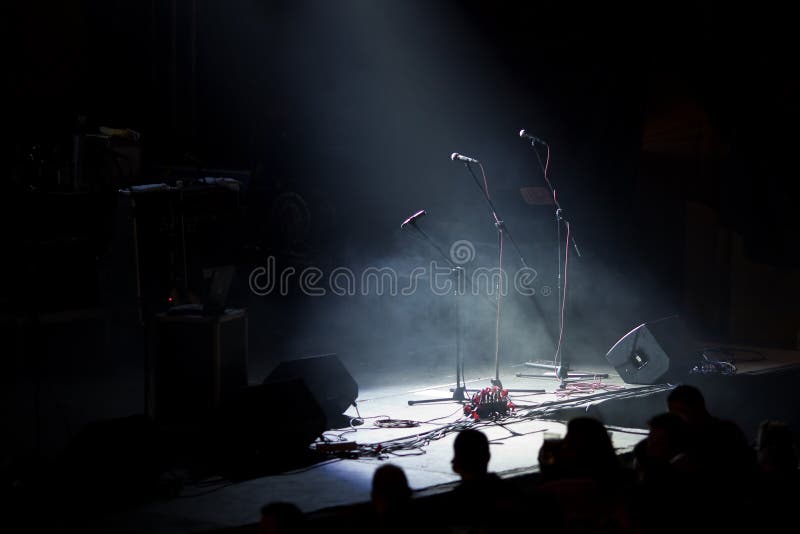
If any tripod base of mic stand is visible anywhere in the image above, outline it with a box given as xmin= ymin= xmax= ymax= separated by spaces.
xmin=519 ymin=361 xmax=609 ymax=389
xmin=451 ymin=384 xmax=546 ymax=394
xmin=407 ymin=385 xmax=468 ymax=406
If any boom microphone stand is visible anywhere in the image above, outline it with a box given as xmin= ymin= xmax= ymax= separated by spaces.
xmin=452 ymin=152 xmax=544 ymax=393
xmin=400 ymin=211 xmax=468 ymax=405
xmin=514 ymin=131 xmax=608 ymax=389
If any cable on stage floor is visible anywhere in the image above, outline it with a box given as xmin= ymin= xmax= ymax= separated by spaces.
xmin=312 ymin=384 xmax=672 ymax=459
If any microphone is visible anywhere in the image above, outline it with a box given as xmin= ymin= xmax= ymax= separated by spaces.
xmin=519 ymin=129 xmax=548 ymax=146
xmin=400 ymin=209 xmax=426 ymax=229
xmin=451 ymin=152 xmax=480 ymax=164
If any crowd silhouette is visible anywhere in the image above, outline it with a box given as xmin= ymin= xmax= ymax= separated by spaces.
xmin=260 ymin=385 xmax=798 ymax=533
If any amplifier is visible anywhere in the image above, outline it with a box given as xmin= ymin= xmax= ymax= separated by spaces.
xmin=150 ymin=308 xmax=248 ymax=424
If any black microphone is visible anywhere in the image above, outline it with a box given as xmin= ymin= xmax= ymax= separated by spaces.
xmin=519 ymin=129 xmax=548 ymax=146
xmin=400 ymin=209 xmax=426 ymax=229
xmin=451 ymin=152 xmax=480 ymax=164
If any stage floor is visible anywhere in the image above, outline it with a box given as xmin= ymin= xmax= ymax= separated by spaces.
xmin=22 ymin=340 xmax=800 ymax=534
xmin=77 ymin=361 xmax=655 ymax=534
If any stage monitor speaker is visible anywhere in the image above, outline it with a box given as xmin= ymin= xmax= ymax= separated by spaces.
xmin=263 ymin=353 xmax=358 ymax=428
xmin=605 ymin=315 xmax=699 ymax=384
xmin=217 ymin=380 xmax=327 ymax=476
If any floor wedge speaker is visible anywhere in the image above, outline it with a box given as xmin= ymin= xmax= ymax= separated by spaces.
xmin=217 ymin=380 xmax=327 ymax=476
xmin=606 ymin=315 xmax=699 ymax=384
xmin=263 ymin=353 xmax=358 ymax=428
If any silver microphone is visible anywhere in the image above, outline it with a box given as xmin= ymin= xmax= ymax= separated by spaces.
xmin=400 ymin=209 xmax=427 ymax=229
xmin=451 ymin=152 xmax=480 ymax=164
xmin=519 ymin=129 xmax=548 ymax=145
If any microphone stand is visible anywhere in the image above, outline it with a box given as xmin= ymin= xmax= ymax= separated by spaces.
xmin=403 ymin=220 xmax=469 ymax=405
xmin=515 ymin=139 xmax=608 ymax=389
xmin=460 ymin=161 xmax=545 ymax=393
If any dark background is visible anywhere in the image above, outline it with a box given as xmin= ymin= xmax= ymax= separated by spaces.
xmin=4 ymin=0 xmax=800 ymax=458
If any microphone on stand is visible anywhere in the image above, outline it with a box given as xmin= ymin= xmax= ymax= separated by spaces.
xmin=519 ymin=129 xmax=548 ymax=146
xmin=451 ymin=152 xmax=480 ymax=164
xmin=400 ymin=209 xmax=427 ymax=229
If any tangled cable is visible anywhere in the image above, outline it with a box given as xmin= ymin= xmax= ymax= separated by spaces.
xmin=313 ymin=384 xmax=672 ymax=459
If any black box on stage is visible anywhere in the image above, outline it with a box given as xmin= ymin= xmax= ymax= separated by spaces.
xmin=151 ymin=309 xmax=248 ymax=423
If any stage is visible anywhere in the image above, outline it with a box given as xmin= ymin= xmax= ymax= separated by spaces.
xmin=66 ymin=359 xmax=656 ymax=534
xmin=52 ymin=340 xmax=800 ymax=534
xmin=7 ymin=335 xmax=800 ymax=534
xmin=8 ymin=3 xmax=800 ymax=533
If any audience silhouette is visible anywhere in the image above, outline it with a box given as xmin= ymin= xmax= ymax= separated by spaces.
xmin=756 ymin=419 xmax=798 ymax=474
xmin=367 ymin=463 xmax=413 ymax=533
xmin=252 ymin=385 xmax=797 ymax=534
xmin=644 ymin=412 xmax=692 ymax=478
xmin=443 ymin=428 xmax=522 ymax=533
xmin=667 ymin=384 xmax=755 ymax=476
xmin=258 ymin=502 xmax=304 ymax=534
xmin=753 ymin=419 xmax=799 ymax=530
xmin=451 ymin=428 xmax=491 ymax=481
xmin=534 ymin=417 xmax=632 ymax=533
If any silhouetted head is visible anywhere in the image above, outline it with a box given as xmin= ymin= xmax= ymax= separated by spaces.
xmin=632 ymin=438 xmax=649 ymax=480
xmin=756 ymin=420 xmax=798 ymax=473
xmin=667 ymin=385 xmax=709 ymax=423
xmin=647 ymin=412 xmax=690 ymax=462
xmin=560 ymin=417 xmax=619 ymax=480
xmin=452 ymin=428 xmax=490 ymax=480
xmin=258 ymin=502 xmax=303 ymax=534
xmin=371 ymin=464 xmax=411 ymax=515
